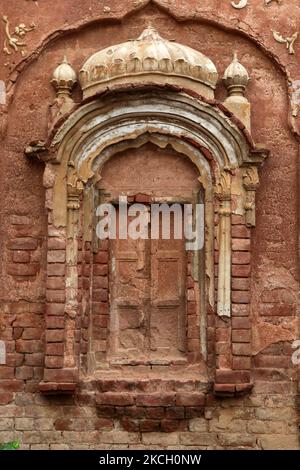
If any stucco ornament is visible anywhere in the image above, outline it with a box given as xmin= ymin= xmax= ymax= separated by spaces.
xmin=231 ymin=0 xmax=248 ymax=8
xmin=79 ymin=26 xmax=218 ymax=99
xmin=51 ymin=56 xmax=77 ymax=96
xmin=2 ymin=15 xmax=36 ymax=57
xmin=272 ymin=30 xmax=298 ymax=54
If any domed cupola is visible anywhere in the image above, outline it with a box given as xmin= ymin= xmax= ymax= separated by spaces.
xmin=79 ymin=26 xmax=218 ymax=99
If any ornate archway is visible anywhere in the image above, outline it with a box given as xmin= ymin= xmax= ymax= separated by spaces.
xmin=27 ymin=27 xmax=268 ymax=397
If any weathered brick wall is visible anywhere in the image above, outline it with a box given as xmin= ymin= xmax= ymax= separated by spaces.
xmin=0 ymin=0 xmax=300 ymax=450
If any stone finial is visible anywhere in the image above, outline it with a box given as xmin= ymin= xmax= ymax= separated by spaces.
xmin=223 ymin=53 xmax=251 ymax=131
xmin=51 ymin=56 xmax=77 ymax=96
xmin=223 ymin=52 xmax=249 ymax=97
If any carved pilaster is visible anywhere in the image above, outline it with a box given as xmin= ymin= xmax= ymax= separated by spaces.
xmin=243 ymin=166 xmax=259 ymax=227
xmin=215 ymin=171 xmax=232 ymax=317
xmin=64 ymin=171 xmax=83 ymax=369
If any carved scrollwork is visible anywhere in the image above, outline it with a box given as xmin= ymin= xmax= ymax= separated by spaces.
xmin=272 ymin=30 xmax=298 ymax=55
xmin=215 ymin=170 xmax=232 ymax=202
xmin=2 ymin=15 xmax=36 ymax=57
xmin=243 ymin=166 xmax=259 ymax=227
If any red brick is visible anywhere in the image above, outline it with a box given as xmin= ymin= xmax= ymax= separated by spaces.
xmin=47 ymin=264 xmax=66 ymax=276
xmin=232 ymin=251 xmax=251 ymax=265
xmin=231 ymin=225 xmax=251 ymax=238
xmin=47 ymin=238 xmax=66 ymax=250
xmin=231 ymin=291 xmax=250 ymax=304
xmin=0 ymin=392 xmax=13 ymax=404
xmin=232 ymin=357 xmax=252 ymax=370
xmin=232 ymin=317 xmax=251 ymax=329
xmin=135 ymin=193 xmax=151 ymax=203
xmin=216 ymin=369 xmax=251 ymax=384
xmin=165 ymin=406 xmax=185 ymax=419
xmin=96 ymin=393 xmax=135 ymax=406
xmin=185 ymin=407 xmax=205 ymax=419
xmin=232 ymin=240 xmax=250 ymax=254
xmin=15 ymin=366 xmax=34 ymax=380
xmin=24 ymin=353 xmax=44 ymax=366
xmin=47 ymin=250 xmax=66 ymax=263
xmin=46 ymin=277 xmax=65 ymax=290
xmin=94 ymin=251 xmax=109 ymax=264
xmin=260 ymin=304 xmax=295 ymax=316
xmin=0 ymin=380 xmax=24 ymax=392
xmin=7 ymin=264 xmax=38 ymax=277
xmin=144 ymin=407 xmax=165 ymax=419
xmin=46 ymin=303 xmax=65 ymax=316
xmin=23 ymin=328 xmax=43 ymax=339
xmin=93 ymin=289 xmax=108 ymax=302
xmin=139 ymin=419 xmax=160 ymax=432
xmin=54 ymin=418 xmax=72 ymax=431
xmin=46 ymin=290 xmax=66 ymax=303
xmin=232 ymin=304 xmax=250 ymax=317
xmin=43 ymin=368 xmax=77 ymax=382
xmin=46 ymin=316 xmax=65 ymax=329
xmin=93 ymin=264 xmax=108 ymax=276
xmin=12 ymin=251 xmax=31 ymax=263
xmin=176 ymin=393 xmax=205 ymax=407
xmin=16 ymin=340 xmax=43 ymax=353
xmin=45 ymin=356 xmax=64 ymax=368
xmin=232 ymin=329 xmax=251 ymax=342
xmin=161 ymin=419 xmax=187 ymax=432
xmin=232 ymin=343 xmax=252 ymax=356
xmin=136 ymin=393 xmax=175 ymax=407
xmin=254 ymin=355 xmax=290 ymax=368
xmin=232 ymin=214 xmax=245 ymax=225
xmin=232 ymin=265 xmax=251 ymax=277
xmin=8 ymin=238 xmax=38 ymax=250
xmin=119 ymin=418 xmax=139 ymax=432
xmin=46 ymin=330 xmax=65 ymax=342
xmin=232 ymin=278 xmax=250 ymax=291
xmin=0 ymin=366 xmax=15 ymax=379
xmin=93 ymin=276 xmax=108 ymax=289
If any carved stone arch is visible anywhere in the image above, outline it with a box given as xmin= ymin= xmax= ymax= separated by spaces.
xmin=33 ymin=83 xmax=268 ymax=396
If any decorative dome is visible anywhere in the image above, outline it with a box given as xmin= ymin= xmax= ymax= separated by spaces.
xmin=51 ymin=57 xmax=77 ymax=95
xmin=79 ymin=27 xmax=218 ymax=99
xmin=223 ymin=53 xmax=249 ymax=95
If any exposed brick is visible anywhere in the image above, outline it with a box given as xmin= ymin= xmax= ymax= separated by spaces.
xmin=46 ymin=303 xmax=65 ymax=316
xmin=46 ymin=277 xmax=65 ymax=290
xmin=46 ymin=290 xmax=66 ymax=303
xmin=232 ymin=265 xmax=251 ymax=277
xmin=232 ymin=357 xmax=252 ymax=370
xmin=139 ymin=419 xmax=160 ymax=432
xmin=46 ymin=317 xmax=65 ymax=329
xmin=7 ymin=264 xmax=38 ymax=277
xmin=93 ymin=264 xmax=108 ymax=276
xmin=136 ymin=394 xmax=175 ymax=407
xmin=176 ymin=393 xmax=205 ymax=407
xmin=216 ymin=369 xmax=251 ymax=384
xmin=231 ymin=225 xmax=251 ymax=238
xmin=232 ymin=317 xmax=251 ymax=329
xmin=96 ymin=393 xmax=135 ymax=406
xmin=47 ymin=250 xmax=66 ymax=263
xmin=47 ymin=264 xmax=66 ymax=276
xmin=12 ymin=251 xmax=31 ymax=263
xmin=260 ymin=304 xmax=295 ymax=316
xmin=47 ymin=238 xmax=66 ymax=250
xmin=232 ymin=251 xmax=251 ymax=265
xmin=94 ymin=251 xmax=109 ymax=264
xmin=93 ymin=276 xmax=108 ymax=289
xmin=15 ymin=366 xmax=34 ymax=380
xmin=232 ymin=343 xmax=252 ymax=356
xmin=232 ymin=304 xmax=250 ymax=317
xmin=45 ymin=330 xmax=65 ymax=342
xmin=232 ymin=278 xmax=250 ymax=291
xmin=45 ymin=356 xmax=64 ymax=368
xmin=232 ymin=329 xmax=251 ymax=342
xmin=231 ymin=291 xmax=250 ymax=304
xmin=8 ymin=238 xmax=38 ymax=250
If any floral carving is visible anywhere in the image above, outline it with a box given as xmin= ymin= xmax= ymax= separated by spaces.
xmin=272 ymin=30 xmax=298 ymax=54
xmin=2 ymin=15 xmax=36 ymax=57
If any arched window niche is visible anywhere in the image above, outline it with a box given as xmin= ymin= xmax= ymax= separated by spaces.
xmin=26 ymin=28 xmax=268 ymax=399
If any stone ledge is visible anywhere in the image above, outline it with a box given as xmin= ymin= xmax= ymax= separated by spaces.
xmin=213 ymin=382 xmax=253 ymax=397
xmin=39 ymin=381 xmax=77 ymax=395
